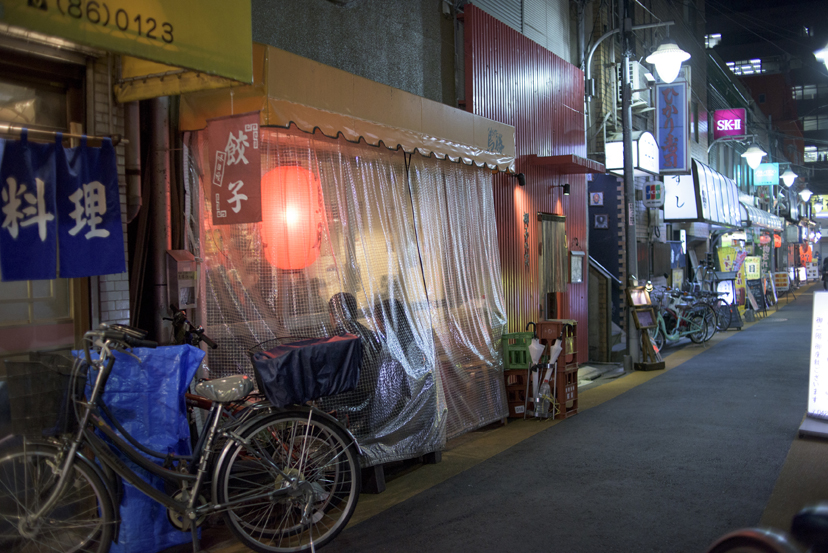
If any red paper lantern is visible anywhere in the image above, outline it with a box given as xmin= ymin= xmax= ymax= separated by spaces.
xmin=261 ymin=166 xmax=323 ymax=270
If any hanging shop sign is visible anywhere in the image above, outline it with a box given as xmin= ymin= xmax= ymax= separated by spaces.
xmin=754 ymin=163 xmax=779 ymax=186
xmin=663 ymin=159 xmax=740 ymax=227
xmin=604 ymin=131 xmax=659 ymax=177
xmin=206 ymin=111 xmax=261 ymax=226
xmin=642 ymin=181 xmax=665 ymax=208
xmin=0 ymin=132 xmax=125 ymax=281
xmin=655 ymin=80 xmax=690 ymax=173
xmin=713 ymin=108 xmax=746 ymax=141
xmin=0 ymin=0 xmax=253 ymax=83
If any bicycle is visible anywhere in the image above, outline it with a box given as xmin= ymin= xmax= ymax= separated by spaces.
xmin=647 ymin=287 xmax=712 ymax=351
xmin=0 ymin=324 xmax=361 ymax=553
xmin=704 ymin=502 xmax=828 ymax=553
xmin=693 ymin=289 xmax=732 ymax=333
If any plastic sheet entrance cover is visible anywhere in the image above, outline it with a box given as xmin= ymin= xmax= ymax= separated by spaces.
xmin=189 ymin=127 xmax=507 ymax=465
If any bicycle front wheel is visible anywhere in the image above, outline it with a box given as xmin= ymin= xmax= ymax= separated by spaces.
xmin=216 ymin=408 xmax=361 ymax=553
xmin=713 ymin=300 xmax=732 ymax=332
xmin=688 ymin=311 xmax=709 ymax=343
xmin=696 ymin=304 xmax=718 ymax=342
xmin=0 ymin=441 xmax=114 ymax=553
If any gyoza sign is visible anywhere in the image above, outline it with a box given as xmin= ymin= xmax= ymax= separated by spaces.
xmin=0 ymin=132 xmax=125 ymax=281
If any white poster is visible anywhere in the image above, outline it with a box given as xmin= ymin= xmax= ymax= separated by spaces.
xmin=808 ymin=292 xmax=828 ymax=419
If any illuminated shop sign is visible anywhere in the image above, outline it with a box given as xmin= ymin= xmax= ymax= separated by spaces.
xmin=663 ymin=159 xmax=740 ymax=227
xmin=713 ymin=108 xmax=746 ymax=141
xmin=754 ymin=163 xmax=779 ymax=186
xmin=655 ymin=80 xmax=690 ymax=173
xmin=604 ymin=131 xmax=660 ymax=176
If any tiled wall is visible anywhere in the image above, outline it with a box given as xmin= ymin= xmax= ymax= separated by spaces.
xmin=91 ymin=57 xmax=129 ymax=326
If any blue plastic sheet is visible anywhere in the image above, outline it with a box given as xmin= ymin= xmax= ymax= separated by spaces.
xmin=83 ymin=345 xmax=204 ymax=553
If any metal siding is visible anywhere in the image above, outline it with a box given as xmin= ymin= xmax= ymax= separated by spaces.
xmin=469 ymin=0 xmax=523 ymax=34
xmin=465 ymin=5 xmax=589 ymax=364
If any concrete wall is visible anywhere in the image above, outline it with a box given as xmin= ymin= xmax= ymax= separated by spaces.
xmin=251 ymin=0 xmax=456 ymax=106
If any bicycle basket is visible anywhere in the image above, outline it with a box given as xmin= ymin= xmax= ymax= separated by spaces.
xmin=248 ymin=334 xmax=363 ymax=408
xmin=2 ymin=352 xmax=85 ymax=439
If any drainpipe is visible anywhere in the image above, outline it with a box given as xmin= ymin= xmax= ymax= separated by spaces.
xmin=124 ymin=102 xmax=141 ymax=223
xmin=151 ymin=97 xmax=171 ymax=342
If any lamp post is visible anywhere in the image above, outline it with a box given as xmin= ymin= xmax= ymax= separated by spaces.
xmin=584 ymin=1 xmax=690 ymax=366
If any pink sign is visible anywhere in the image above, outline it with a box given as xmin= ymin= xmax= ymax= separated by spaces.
xmin=713 ymin=108 xmax=746 ymax=140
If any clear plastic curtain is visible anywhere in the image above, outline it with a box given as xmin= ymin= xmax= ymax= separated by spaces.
xmin=192 ymin=127 xmax=506 ymax=465
xmin=409 ymin=158 xmax=508 ymax=439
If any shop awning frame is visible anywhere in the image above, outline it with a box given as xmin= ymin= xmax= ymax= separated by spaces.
xmin=179 ymin=44 xmax=517 ymax=172
xmin=740 ymin=202 xmax=785 ymax=231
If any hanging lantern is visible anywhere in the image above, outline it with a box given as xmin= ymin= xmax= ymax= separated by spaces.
xmin=261 ymin=166 xmax=323 ymax=271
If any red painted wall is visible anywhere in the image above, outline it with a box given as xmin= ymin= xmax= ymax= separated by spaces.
xmin=463 ymin=5 xmax=588 ymax=364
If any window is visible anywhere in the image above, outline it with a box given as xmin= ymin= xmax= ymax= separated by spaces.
xmin=805 ymin=146 xmax=828 ymax=163
xmin=792 ymin=84 xmax=818 ymax=100
xmin=727 ymin=59 xmax=763 ymax=76
xmin=705 ymin=34 xmax=721 ymax=49
xmin=802 ymin=115 xmax=828 ymax=131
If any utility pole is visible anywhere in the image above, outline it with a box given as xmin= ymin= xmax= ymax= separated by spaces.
xmin=620 ymin=0 xmax=639 ymax=366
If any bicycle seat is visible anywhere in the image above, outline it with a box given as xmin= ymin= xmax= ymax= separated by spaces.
xmin=195 ymin=375 xmax=254 ymax=403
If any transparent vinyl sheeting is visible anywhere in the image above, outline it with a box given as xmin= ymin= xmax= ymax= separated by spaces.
xmin=190 ymin=127 xmax=507 ymax=466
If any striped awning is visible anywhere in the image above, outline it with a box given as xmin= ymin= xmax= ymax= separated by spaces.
xmin=740 ymin=203 xmax=785 ymax=231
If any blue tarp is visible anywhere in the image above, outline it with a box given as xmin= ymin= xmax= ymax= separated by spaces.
xmin=83 ymin=345 xmax=204 ymax=553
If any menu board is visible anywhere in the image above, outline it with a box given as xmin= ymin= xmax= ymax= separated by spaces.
xmin=746 ymin=279 xmax=766 ymax=311
xmin=807 ymin=293 xmax=828 ymax=419
xmin=774 ymin=272 xmax=790 ymax=292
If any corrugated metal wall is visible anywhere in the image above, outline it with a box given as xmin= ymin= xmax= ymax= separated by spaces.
xmin=464 ymin=5 xmax=589 ymax=364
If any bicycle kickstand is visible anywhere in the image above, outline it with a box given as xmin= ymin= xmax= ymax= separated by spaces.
xmin=191 ymin=523 xmax=201 ymax=552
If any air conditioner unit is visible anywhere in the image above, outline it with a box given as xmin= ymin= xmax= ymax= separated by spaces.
xmin=617 ymin=60 xmax=652 ymax=109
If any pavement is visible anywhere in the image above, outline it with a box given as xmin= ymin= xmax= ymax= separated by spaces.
xmin=162 ymin=284 xmax=824 ymax=553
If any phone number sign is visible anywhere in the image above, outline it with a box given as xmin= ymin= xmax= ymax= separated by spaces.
xmin=1 ymin=0 xmax=252 ymax=83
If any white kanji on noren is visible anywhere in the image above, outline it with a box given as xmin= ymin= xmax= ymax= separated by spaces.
xmin=68 ymin=181 xmax=110 ymax=239
xmin=224 ymin=131 xmax=250 ymax=166
xmin=227 ymin=180 xmax=248 ymax=213
xmin=2 ymin=176 xmax=54 ymax=241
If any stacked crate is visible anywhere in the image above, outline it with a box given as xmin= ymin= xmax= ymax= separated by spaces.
xmin=536 ymin=320 xmax=579 ymax=419
xmin=502 ymin=332 xmax=535 ymax=417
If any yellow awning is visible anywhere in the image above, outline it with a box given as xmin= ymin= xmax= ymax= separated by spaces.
xmin=179 ymin=44 xmax=516 ymax=172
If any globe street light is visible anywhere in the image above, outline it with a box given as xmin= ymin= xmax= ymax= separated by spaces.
xmin=645 ymin=37 xmax=692 ymax=84
xmin=800 ymin=189 xmax=813 ymax=202
xmin=780 ymin=167 xmax=797 ymax=187
xmin=741 ymin=143 xmax=767 ymax=170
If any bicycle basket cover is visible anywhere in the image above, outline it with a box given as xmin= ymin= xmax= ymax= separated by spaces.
xmin=251 ymin=334 xmax=362 ymax=408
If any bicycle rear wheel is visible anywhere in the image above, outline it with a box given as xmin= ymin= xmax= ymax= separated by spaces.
xmin=216 ymin=408 xmax=361 ymax=553
xmin=0 ymin=441 xmax=114 ymax=553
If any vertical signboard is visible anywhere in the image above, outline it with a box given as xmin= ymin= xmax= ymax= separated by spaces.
xmin=801 ymin=293 xmax=828 ymax=437
xmin=656 ymin=80 xmax=690 ymax=173
xmin=206 ymin=112 xmax=262 ymax=226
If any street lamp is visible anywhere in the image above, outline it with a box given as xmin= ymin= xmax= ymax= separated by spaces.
xmin=645 ymin=37 xmax=692 ymax=84
xmin=781 ymin=167 xmax=797 ymax=187
xmin=816 ymin=45 xmax=828 ymax=71
xmin=800 ymin=189 xmax=813 ymax=202
xmin=741 ymin=143 xmax=767 ymax=170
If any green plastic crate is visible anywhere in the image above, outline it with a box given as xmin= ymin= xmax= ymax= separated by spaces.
xmin=502 ymin=332 xmax=535 ymax=370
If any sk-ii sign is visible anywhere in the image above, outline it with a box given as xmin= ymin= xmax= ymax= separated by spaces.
xmin=713 ymin=109 xmax=746 ymax=140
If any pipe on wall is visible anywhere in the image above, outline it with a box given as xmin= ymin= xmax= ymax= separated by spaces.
xmin=151 ymin=97 xmax=171 ymax=342
xmin=124 ymin=102 xmax=142 ymax=223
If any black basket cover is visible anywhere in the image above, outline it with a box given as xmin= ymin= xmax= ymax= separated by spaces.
xmin=250 ymin=334 xmax=362 ymax=408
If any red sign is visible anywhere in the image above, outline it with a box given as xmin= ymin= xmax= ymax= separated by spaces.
xmin=713 ymin=109 xmax=746 ymax=141
xmin=207 ymin=111 xmax=261 ymax=226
